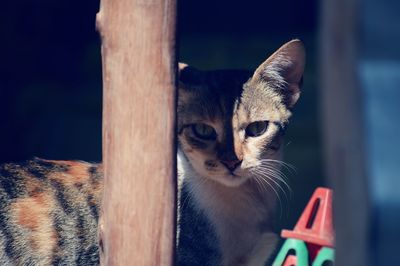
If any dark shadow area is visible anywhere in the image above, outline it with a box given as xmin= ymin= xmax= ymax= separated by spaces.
xmin=0 ymin=1 xmax=103 ymax=162
xmin=1 ymin=0 xmax=323 ymax=229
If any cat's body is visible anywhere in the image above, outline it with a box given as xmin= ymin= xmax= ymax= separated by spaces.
xmin=0 ymin=158 xmax=102 ymax=265
xmin=0 ymin=40 xmax=305 ymax=266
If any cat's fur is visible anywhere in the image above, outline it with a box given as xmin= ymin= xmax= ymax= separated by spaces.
xmin=0 ymin=159 xmax=102 ymax=265
xmin=0 ymin=40 xmax=305 ymax=266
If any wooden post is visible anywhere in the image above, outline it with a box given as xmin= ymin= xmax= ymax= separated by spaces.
xmin=320 ymin=0 xmax=370 ymax=265
xmin=96 ymin=0 xmax=177 ymax=265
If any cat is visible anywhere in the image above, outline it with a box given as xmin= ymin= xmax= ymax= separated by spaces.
xmin=0 ymin=39 xmax=305 ymax=266
xmin=176 ymin=39 xmax=305 ymax=266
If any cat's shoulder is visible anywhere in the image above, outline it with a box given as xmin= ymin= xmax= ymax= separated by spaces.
xmin=0 ymin=157 xmax=103 ymax=200
xmin=0 ymin=157 xmax=102 ymax=179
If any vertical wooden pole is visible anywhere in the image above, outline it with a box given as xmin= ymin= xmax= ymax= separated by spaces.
xmin=321 ymin=0 xmax=370 ymax=265
xmin=96 ymin=0 xmax=177 ymax=265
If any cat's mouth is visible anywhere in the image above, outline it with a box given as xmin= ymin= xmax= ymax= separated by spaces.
xmin=215 ymin=171 xmax=248 ymax=187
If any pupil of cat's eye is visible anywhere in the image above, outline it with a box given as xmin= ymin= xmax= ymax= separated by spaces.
xmin=192 ymin=123 xmax=217 ymax=140
xmin=245 ymin=121 xmax=268 ymax=137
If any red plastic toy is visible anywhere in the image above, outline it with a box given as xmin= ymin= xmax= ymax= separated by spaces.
xmin=282 ymin=255 xmax=297 ymax=266
xmin=272 ymin=187 xmax=335 ymax=265
xmin=282 ymin=187 xmax=334 ymax=247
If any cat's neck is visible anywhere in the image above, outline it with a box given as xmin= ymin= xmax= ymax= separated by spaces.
xmin=178 ymin=153 xmax=278 ymax=265
xmin=184 ymin=164 xmax=276 ymax=230
xmin=178 ymin=153 xmax=277 ymax=223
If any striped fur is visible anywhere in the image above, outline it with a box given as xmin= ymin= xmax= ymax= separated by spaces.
xmin=0 ymin=158 xmax=102 ymax=265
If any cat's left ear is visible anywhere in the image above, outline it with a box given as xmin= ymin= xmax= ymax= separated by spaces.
xmin=251 ymin=39 xmax=305 ymax=108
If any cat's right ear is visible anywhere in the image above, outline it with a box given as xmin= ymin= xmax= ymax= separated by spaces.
xmin=251 ymin=39 xmax=305 ymax=108
xmin=177 ymin=63 xmax=198 ymax=108
xmin=178 ymin=63 xmax=189 ymax=78
xmin=178 ymin=63 xmax=189 ymax=89
xmin=178 ymin=62 xmax=204 ymax=87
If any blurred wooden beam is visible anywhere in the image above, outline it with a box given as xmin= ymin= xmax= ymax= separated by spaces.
xmin=320 ymin=0 xmax=370 ymax=265
xmin=96 ymin=0 xmax=177 ymax=264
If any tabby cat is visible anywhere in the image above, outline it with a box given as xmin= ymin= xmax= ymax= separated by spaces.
xmin=0 ymin=39 xmax=305 ymax=266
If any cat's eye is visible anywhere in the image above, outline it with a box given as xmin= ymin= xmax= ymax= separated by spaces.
xmin=245 ymin=121 xmax=269 ymax=137
xmin=192 ymin=123 xmax=217 ymax=140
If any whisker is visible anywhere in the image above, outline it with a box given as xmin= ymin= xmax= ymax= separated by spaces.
xmin=252 ymin=174 xmax=266 ymax=194
xmin=258 ymin=160 xmax=294 ymax=192
xmin=251 ymin=170 xmax=283 ymax=219
xmin=251 ymin=165 xmax=293 ymax=219
xmin=256 ymin=166 xmax=292 ymax=195
xmin=256 ymin=165 xmax=291 ymax=186
xmin=259 ymin=159 xmax=297 ymax=174
xmin=252 ymin=168 xmax=290 ymax=203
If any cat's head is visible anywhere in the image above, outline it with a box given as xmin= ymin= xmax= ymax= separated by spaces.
xmin=178 ymin=40 xmax=305 ymax=187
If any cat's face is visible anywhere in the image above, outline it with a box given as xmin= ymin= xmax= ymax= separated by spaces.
xmin=178 ymin=40 xmax=305 ymax=187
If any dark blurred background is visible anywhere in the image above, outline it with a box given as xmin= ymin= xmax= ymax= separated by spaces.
xmin=0 ymin=0 xmax=322 ymax=229
xmin=0 ymin=2 xmax=103 ymax=162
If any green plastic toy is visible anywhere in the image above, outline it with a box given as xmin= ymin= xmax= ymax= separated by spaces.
xmin=272 ymin=238 xmax=309 ymax=266
xmin=311 ymin=247 xmax=334 ymax=266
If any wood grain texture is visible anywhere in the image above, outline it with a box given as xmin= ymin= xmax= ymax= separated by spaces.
xmin=96 ymin=0 xmax=177 ymax=265
xmin=320 ymin=0 xmax=370 ymax=265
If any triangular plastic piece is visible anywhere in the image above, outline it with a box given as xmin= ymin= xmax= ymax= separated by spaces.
xmin=282 ymin=255 xmax=297 ymax=266
xmin=312 ymin=247 xmax=335 ymax=266
xmin=272 ymin=238 xmax=309 ymax=266
xmin=282 ymin=187 xmax=334 ymax=247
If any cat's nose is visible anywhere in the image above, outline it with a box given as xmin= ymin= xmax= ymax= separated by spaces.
xmin=221 ymin=159 xmax=242 ymax=172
